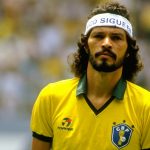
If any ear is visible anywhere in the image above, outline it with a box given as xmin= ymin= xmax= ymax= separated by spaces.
xmin=125 ymin=49 xmax=129 ymax=58
xmin=125 ymin=50 xmax=130 ymax=58
xmin=126 ymin=53 xmax=129 ymax=58
xmin=84 ymin=43 xmax=89 ymax=54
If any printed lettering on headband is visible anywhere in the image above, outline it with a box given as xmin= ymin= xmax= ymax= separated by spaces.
xmin=84 ymin=13 xmax=133 ymax=37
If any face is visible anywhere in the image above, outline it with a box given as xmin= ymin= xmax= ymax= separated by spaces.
xmin=87 ymin=27 xmax=128 ymax=72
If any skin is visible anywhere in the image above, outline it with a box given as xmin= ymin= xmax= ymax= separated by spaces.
xmin=86 ymin=26 xmax=128 ymax=109
xmin=31 ymin=26 xmax=128 ymax=149
xmin=32 ymin=137 xmax=51 ymax=150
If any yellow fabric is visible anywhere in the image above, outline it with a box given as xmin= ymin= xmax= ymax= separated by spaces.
xmin=31 ymin=77 xmax=150 ymax=150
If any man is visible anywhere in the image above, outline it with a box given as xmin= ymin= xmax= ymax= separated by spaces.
xmin=31 ymin=2 xmax=150 ymax=150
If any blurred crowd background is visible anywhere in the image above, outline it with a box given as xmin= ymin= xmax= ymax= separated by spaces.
xmin=0 ymin=0 xmax=150 ymax=149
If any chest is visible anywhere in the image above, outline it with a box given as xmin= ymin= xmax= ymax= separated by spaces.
xmin=51 ymin=97 xmax=141 ymax=150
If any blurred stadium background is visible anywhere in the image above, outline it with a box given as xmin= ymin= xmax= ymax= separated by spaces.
xmin=0 ymin=0 xmax=150 ymax=149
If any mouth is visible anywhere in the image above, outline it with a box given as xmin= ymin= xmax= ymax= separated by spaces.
xmin=95 ymin=51 xmax=116 ymax=59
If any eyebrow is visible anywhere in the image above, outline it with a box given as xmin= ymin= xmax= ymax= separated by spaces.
xmin=91 ymin=31 xmax=125 ymax=37
xmin=111 ymin=33 xmax=125 ymax=37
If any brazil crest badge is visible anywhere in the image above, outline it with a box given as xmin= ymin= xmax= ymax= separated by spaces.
xmin=111 ymin=123 xmax=133 ymax=149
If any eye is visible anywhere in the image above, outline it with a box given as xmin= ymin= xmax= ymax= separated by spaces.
xmin=93 ymin=34 xmax=105 ymax=39
xmin=111 ymin=35 xmax=122 ymax=40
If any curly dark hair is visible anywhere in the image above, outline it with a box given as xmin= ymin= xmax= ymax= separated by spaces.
xmin=69 ymin=2 xmax=143 ymax=81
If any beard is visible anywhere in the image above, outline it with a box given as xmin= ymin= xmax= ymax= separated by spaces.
xmin=89 ymin=49 xmax=125 ymax=72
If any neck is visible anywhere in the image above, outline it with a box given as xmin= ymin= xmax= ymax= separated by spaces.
xmin=87 ymin=64 xmax=122 ymax=98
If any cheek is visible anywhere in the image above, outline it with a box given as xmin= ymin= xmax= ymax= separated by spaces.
xmin=117 ymin=43 xmax=128 ymax=56
xmin=87 ymin=41 xmax=94 ymax=54
xmin=87 ymin=39 xmax=94 ymax=49
xmin=123 ymin=44 xmax=128 ymax=56
xmin=88 ymin=40 xmax=100 ymax=53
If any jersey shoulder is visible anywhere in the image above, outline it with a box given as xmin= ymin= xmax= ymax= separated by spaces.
xmin=126 ymin=81 xmax=150 ymax=104
xmin=127 ymin=81 xmax=150 ymax=94
xmin=39 ymin=77 xmax=79 ymax=97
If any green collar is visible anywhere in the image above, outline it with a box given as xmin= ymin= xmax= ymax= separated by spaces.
xmin=76 ymin=74 xmax=126 ymax=100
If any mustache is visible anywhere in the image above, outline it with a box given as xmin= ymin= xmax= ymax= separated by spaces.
xmin=95 ymin=48 xmax=116 ymax=59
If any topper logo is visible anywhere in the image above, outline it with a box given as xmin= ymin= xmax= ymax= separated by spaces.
xmin=87 ymin=19 xmax=98 ymax=29
xmin=127 ymin=25 xmax=131 ymax=34
xmin=99 ymin=18 xmax=131 ymax=33
xmin=99 ymin=17 xmax=126 ymax=25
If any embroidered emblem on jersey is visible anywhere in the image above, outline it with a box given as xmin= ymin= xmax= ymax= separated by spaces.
xmin=62 ymin=118 xmax=72 ymax=127
xmin=58 ymin=117 xmax=73 ymax=131
xmin=111 ymin=123 xmax=133 ymax=149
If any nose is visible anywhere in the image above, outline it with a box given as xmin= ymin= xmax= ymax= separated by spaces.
xmin=101 ymin=37 xmax=112 ymax=49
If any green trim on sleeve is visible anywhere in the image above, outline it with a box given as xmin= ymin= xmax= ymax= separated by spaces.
xmin=32 ymin=132 xmax=52 ymax=143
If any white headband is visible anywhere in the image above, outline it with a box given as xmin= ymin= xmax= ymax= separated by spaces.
xmin=84 ymin=13 xmax=133 ymax=37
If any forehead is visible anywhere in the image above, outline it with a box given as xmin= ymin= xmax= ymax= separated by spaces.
xmin=90 ymin=26 xmax=127 ymax=36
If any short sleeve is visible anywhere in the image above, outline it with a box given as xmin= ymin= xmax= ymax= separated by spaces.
xmin=30 ymin=86 xmax=53 ymax=139
xmin=141 ymin=98 xmax=150 ymax=149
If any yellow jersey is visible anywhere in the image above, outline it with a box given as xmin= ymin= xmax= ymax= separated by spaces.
xmin=31 ymin=74 xmax=150 ymax=150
